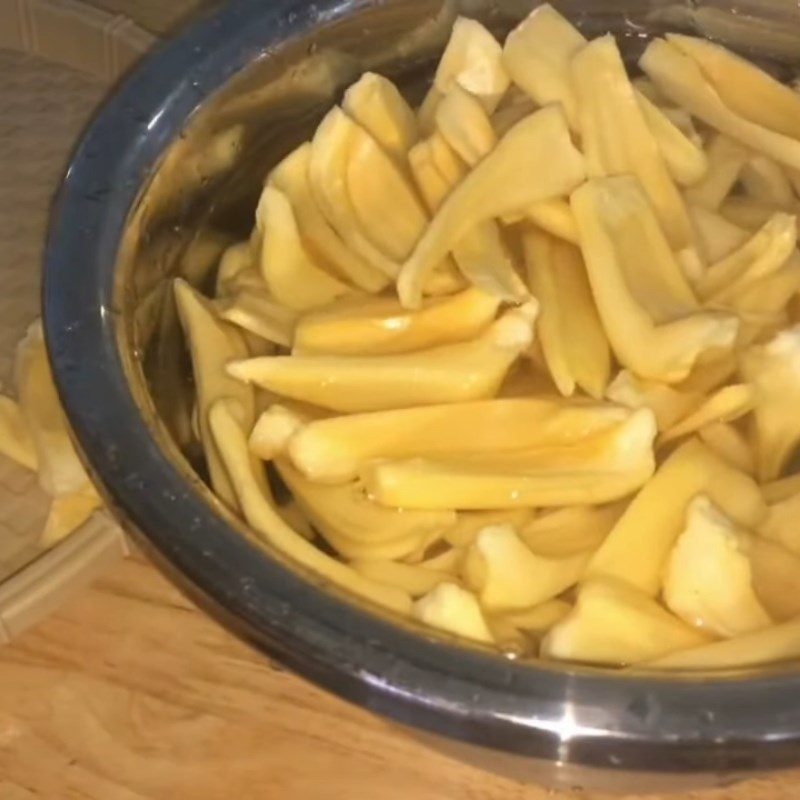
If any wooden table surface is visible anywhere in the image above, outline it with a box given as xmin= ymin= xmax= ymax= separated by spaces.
xmin=0 ymin=553 xmax=798 ymax=800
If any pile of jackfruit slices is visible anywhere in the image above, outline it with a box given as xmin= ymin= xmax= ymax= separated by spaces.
xmin=9 ymin=5 xmax=800 ymax=669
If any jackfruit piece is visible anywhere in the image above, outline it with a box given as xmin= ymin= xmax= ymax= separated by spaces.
xmin=227 ymin=302 xmax=537 ymax=413
xmin=432 ymin=17 xmax=509 ymax=113
xmin=351 ymin=559 xmax=448 ymax=597
xmin=397 ymin=105 xmax=585 ymax=307
xmin=572 ymin=35 xmax=695 ymax=251
xmin=288 ymin=397 xmax=631 ymax=484
xmin=572 ymin=178 xmax=738 ymax=383
xmin=174 ymin=279 xmax=255 ymax=508
xmin=442 ymin=509 xmax=534 ymax=547
xmin=493 ymin=599 xmax=572 ymax=636
xmin=408 ymin=137 xmax=454 ymax=212
xmin=684 ymin=134 xmax=749 ymax=211
xmin=215 ymin=241 xmax=253 ymax=297
xmin=606 ymin=369 xmax=701 ymax=431
xmin=540 ymin=578 xmax=712 ymax=665
xmin=41 ymin=483 xmax=102 ymax=547
xmin=698 ymin=422 xmax=755 ymax=475
xmin=740 ymin=155 xmax=796 ymax=206
xmin=523 ymin=229 xmax=610 ymax=399
xmin=341 ymin=72 xmax=418 ymax=161
xmin=760 ymin=490 xmax=800 ymax=555
xmin=502 ymin=3 xmax=585 ymax=130
xmin=215 ymin=285 xmax=297 ymax=348
xmin=427 ymin=130 xmax=467 ymax=185
xmin=659 ymin=384 xmax=754 ymax=445
xmin=643 ymin=615 xmax=800 ymax=670
xmin=689 ymin=205 xmax=749 ymax=263
xmin=347 ymin=118 xmax=430 ymax=263
xmin=15 ymin=322 xmax=90 ymax=497
xmin=635 ymin=90 xmax=708 ymax=186
xmin=663 ymin=495 xmax=771 ymax=637
xmin=462 ymin=523 xmax=588 ymax=611
xmin=416 ymin=86 xmax=442 ymax=136
xmin=207 ymin=399 xmax=411 ymax=614
xmin=694 ymin=212 xmax=796 ymax=301
xmin=293 ymin=287 xmax=499 ymax=357
xmin=256 ymin=185 xmax=350 ymax=310
xmin=0 ymin=395 xmax=37 ymax=471
xmin=749 ymin=537 xmax=800 ymax=621
xmin=676 ymin=352 xmax=739 ymax=395
xmin=719 ymin=196 xmax=796 ymax=230
xmin=490 ymin=90 xmax=538 ymax=137
xmin=740 ymin=326 xmax=800 ymax=480
xmin=248 ymin=404 xmax=316 ymax=461
xmin=667 ymin=34 xmax=800 ymax=141
xmin=413 ymin=582 xmax=494 ymax=643
xmin=274 ymin=458 xmax=454 ymax=562
xmin=518 ymin=503 xmax=624 ymax=557
xmin=586 ymin=438 xmax=768 ymax=596
xmin=417 ymin=546 xmax=463 ymax=573
xmin=435 ymin=83 xmax=496 ymax=165
xmin=640 ymin=39 xmax=800 ymax=172
xmin=269 ymin=143 xmax=388 ymax=292
xmin=362 ymin=407 xmax=657 ymax=510
xmin=722 ymin=252 xmax=800 ymax=318
xmin=520 ymin=199 xmax=579 ymax=245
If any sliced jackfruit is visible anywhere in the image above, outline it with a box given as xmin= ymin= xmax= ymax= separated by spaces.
xmin=462 ymin=523 xmax=588 ymax=611
xmin=41 ymin=483 xmax=102 ymax=547
xmin=215 ymin=241 xmax=253 ymax=297
xmin=432 ymin=17 xmax=509 ymax=113
xmin=572 ymin=178 xmax=737 ymax=383
xmin=698 ymin=422 xmax=755 ymax=474
xmin=523 ymin=228 xmax=610 ymax=399
xmin=689 ymin=204 xmax=750 ymax=263
xmin=288 ymin=397 xmax=632 ymax=484
xmin=361 ymin=407 xmax=656 ymax=510
xmin=740 ymin=155 xmax=796 ymax=206
xmin=413 ymin=582 xmax=494 ymax=643
xmin=397 ymin=105 xmax=585 ymax=307
xmin=586 ymin=438 xmax=767 ymax=596
xmin=663 ymin=495 xmax=772 ymax=637
xmin=740 ymin=326 xmax=800 ymax=480
xmin=248 ymin=403 xmax=319 ymax=461
xmin=492 ymin=599 xmax=571 ymax=637
xmin=519 ymin=503 xmax=623 ymax=557
xmin=0 ymin=394 xmax=37 ymax=471
xmin=684 ymin=134 xmax=749 ymax=211
xmin=572 ymin=34 xmax=695 ymax=251
xmin=227 ymin=302 xmax=537 ymax=413
xmin=351 ymin=559 xmax=448 ymax=597
xmin=540 ymin=578 xmax=712 ymax=665
xmin=518 ymin=199 xmax=579 ymax=245
xmin=760 ymin=490 xmax=800 ymax=555
xmin=435 ymin=83 xmax=496 ymax=166
xmin=293 ymin=287 xmax=499 ymax=357
xmin=719 ymin=196 xmax=796 ymax=230
xmin=490 ymin=89 xmax=538 ymax=137
xmin=215 ymin=285 xmax=297 ymax=348
xmin=257 ymin=185 xmax=350 ymax=310
xmin=442 ymin=509 xmax=533 ymax=548
xmin=269 ymin=143 xmax=388 ymax=292
xmin=341 ymin=72 xmax=418 ymax=161
xmin=502 ymin=3 xmax=585 ymax=130
xmin=207 ymin=398 xmax=410 ymax=614
xmin=667 ymin=33 xmax=800 ymax=140
xmin=762 ymin=473 xmax=800 ymax=504
xmin=174 ymin=279 xmax=255 ymax=508
xmin=640 ymin=38 xmax=800 ymax=172
xmin=749 ymin=537 xmax=800 ymax=621
xmin=659 ymin=384 xmax=754 ymax=445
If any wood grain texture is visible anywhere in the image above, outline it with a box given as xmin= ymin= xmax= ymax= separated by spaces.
xmin=0 ymin=553 xmax=798 ymax=800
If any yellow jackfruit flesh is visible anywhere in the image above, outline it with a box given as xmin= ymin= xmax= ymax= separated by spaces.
xmin=760 ymin=490 xmax=800 ymax=555
xmin=269 ymin=143 xmax=388 ymax=292
xmin=288 ymin=397 xmax=631 ymax=484
xmin=341 ymin=72 xmax=418 ymax=160
xmin=643 ymin=616 xmax=800 ymax=670
xmin=541 ymin=578 xmax=712 ymax=665
xmin=41 ymin=483 xmax=102 ymax=547
xmin=740 ymin=326 xmax=800 ymax=480
xmin=519 ymin=504 xmax=623 ymax=557
xmin=397 ymin=106 xmax=585 ymax=307
xmin=523 ymin=229 xmax=610 ymax=399
xmin=215 ymin=241 xmax=253 ymax=296
xmin=292 ymin=288 xmax=499 ymax=357
xmin=432 ymin=17 xmax=510 ymax=113
xmin=248 ymin=404 xmax=315 ymax=461
xmin=640 ymin=39 xmax=800 ymax=172
xmin=520 ymin=199 xmax=579 ymax=245
xmin=351 ymin=559 xmax=449 ymax=597
xmin=174 ymin=279 xmax=255 ymax=508
xmin=227 ymin=302 xmax=537 ymax=413
xmin=762 ymin=473 xmax=800 ymax=504
xmin=572 ymin=178 xmax=738 ymax=383
xmin=719 ymin=196 xmax=796 ymax=230
xmin=256 ymin=185 xmax=350 ymax=310
xmin=361 ymin=407 xmax=657 ymax=510
xmin=215 ymin=285 xmax=297 ymax=348
xmin=587 ymin=438 xmax=767 ymax=596
xmin=207 ymin=399 xmax=411 ymax=614
xmin=749 ymin=537 xmax=800 ymax=621
xmin=463 ymin=523 xmax=589 ymax=611
xmin=502 ymin=3 xmax=585 ymax=130
xmin=0 ymin=394 xmax=38 ymax=471
xmin=413 ymin=582 xmax=494 ymax=643
xmin=685 ymin=134 xmax=749 ymax=211
xmin=659 ymin=384 xmax=755 ymax=445
xmin=493 ymin=599 xmax=572 ymax=637
xmin=572 ymin=35 xmax=695 ymax=251
xmin=689 ymin=205 xmax=749 ymax=263
xmin=663 ymin=495 xmax=772 ymax=637
xmin=442 ymin=509 xmax=533 ymax=548
xmin=434 ymin=84 xmax=496 ymax=166
xmin=740 ymin=155 xmax=796 ymax=206
xmin=697 ymin=422 xmax=755 ymax=474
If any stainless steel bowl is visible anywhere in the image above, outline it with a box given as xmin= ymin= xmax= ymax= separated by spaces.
xmin=43 ymin=0 xmax=800 ymax=791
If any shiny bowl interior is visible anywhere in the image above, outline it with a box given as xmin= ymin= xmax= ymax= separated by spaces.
xmin=43 ymin=0 xmax=800 ymax=789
